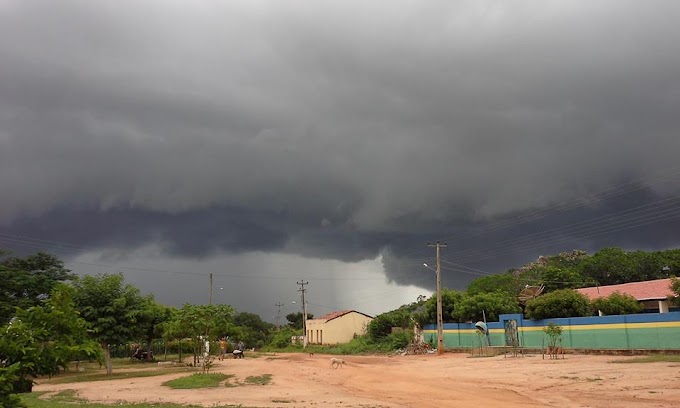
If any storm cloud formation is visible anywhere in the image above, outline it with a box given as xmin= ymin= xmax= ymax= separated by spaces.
xmin=2 ymin=1 xmax=680 ymax=315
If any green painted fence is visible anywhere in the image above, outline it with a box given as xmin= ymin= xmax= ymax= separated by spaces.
xmin=423 ymin=312 xmax=680 ymax=350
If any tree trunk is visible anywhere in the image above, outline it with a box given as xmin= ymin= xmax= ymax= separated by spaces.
xmin=102 ymin=341 xmax=113 ymax=375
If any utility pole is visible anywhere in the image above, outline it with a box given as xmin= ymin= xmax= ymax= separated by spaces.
xmin=275 ymin=302 xmax=284 ymax=329
xmin=209 ymin=273 xmax=213 ymax=305
xmin=428 ymin=241 xmax=447 ymax=355
xmin=297 ymin=280 xmax=308 ymax=348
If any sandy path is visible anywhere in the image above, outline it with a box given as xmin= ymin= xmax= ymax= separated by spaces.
xmin=35 ymin=353 xmax=680 ymax=407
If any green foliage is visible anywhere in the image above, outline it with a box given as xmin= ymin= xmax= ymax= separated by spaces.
xmin=162 ymin=373 xmax=229 ymax=389
xmin=537 ymin=266 xmax=595 ymax=292
xmin=285 ymin=312 xmax=313 ymax=330
xmin=169 ymin=303 xmax=235 ymax=340
xmin=266 ymin=327 xmax=299 ymax=349
xmin=611 ymin=354 xmax=680 ymax=364
xmin=367 ymin=299 xmax=427 ymax=340
xmin=577 ymin=248 xmax=637 ymax=285
xmin=453 ymin=292 xmax=521 ymax=322
xmin=592 ymin=292 xmax=643 ymax=315
xmin=466 ymin=273 xmax=519 ymax=296
xmin=525 ymin=289 xmax=591 ymax=319
xmin=416 ymin=289 xmax=463 ymax=326
xmin=366 ymin=314 xmax=394 ymax=340
xmin=164 ymin=303 xmax=235 ymax=365
xmin=137 ymin=300 xmax=173 ymax=351
xmin=44 ymin=367 xmax=193 ymax=385
xmin=244 ymin=374 xmax=272 ymax=385
xmin=543 ymin=322 xmax=563 ymax=352
xmin=70 ymin=273 xmax=151 ymax=374
xmin=21 ymin=390 xmax=248 ymax=408
xmin=231 ymin=312 xmax=275 ymax=349
xmin=0 ymin=286 xmax=99 ymax=405
xmin=0 ymin=364 xmax=25 ymax=408
xmin=671 ymin=276 xmax=680 ymax=307
xmin=0 ymin=252 xmax=75 ymax=324
xmin=383 ymin=330 xmax=413 ymax=350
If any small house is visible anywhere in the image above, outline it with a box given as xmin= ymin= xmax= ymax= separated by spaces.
xmin=306 ymin=310 xmax=373 ymax=345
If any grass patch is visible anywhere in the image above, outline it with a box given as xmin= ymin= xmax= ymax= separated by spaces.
xmin=21 ymin=391 xmax=259 ymax=407
xmin=244 ymin=374 xmax=272 ymax=386
xmin=163 ymin=373 xmax=232 ymax=389
xmin=271 ymin=399 xmax=295 ymax=403
xmin=611 ymin=355 xmax=680 ymax=364
xmin=44 ymin=367 xmax=193 ymax=384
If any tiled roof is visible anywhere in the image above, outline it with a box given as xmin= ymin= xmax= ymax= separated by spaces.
xmin=314 ymin=310 xmax=373 ymax=322
xmin=576 ymin=278 xmax=676 ymax=301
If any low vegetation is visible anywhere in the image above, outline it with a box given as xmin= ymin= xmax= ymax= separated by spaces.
xmin=45 ymin=367 xmax=193 ymax=385
xmin=244 ymin=374 xmax=272 ymax=386
xmin=611 ymin=355 xmax=680 ymax=364
xmin=21 ymin=391 xmax=257 ymax=408
xmin=162 ymin=373 xmax=231 ymax=389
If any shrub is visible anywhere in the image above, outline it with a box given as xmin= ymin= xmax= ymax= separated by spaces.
xmin=525 ymin=289 xmax=590 ymax=319
xmin=592 ymin=292 xmax=643 ymax=315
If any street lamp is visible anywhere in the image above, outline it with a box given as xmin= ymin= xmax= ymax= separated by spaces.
xmin=423 ymin=262 xmax=444 ymax=355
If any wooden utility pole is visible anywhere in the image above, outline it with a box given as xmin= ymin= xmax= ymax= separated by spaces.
xmin=297 ymin=280 xmax=309 ymax=348
xmin=428 ymin=242 xmax=447 ymax=355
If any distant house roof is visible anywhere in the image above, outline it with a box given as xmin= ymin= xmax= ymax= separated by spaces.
xmin=313 ymin=310 xmax=373 ymax=322
xmin=576 ymin=278 xmax=676 ymax=301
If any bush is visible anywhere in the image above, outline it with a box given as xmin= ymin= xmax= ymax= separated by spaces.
xmin=525 ymin=289 xmax=590 ymax=319
xmin=266 ymin=328 xmax=300 ymax=349
xmin=366 ymin=314 xmax=394 ymax=340
xmin=592 ymin=292 xmax=643 ymax=315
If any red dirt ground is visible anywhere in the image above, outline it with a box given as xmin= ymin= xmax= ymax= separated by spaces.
xmin=35 ymin=352 xmax=680 ymax=407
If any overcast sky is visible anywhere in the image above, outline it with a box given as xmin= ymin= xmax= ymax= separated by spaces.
xmin=2 ymin=0 xmax=680 ymax=320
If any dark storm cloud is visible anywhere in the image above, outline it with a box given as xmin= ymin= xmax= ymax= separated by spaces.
xmin=2 ymin=0 xmax=680 ymax=294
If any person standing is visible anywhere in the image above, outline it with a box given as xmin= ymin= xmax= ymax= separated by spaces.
xmin=219 ymin=337 xmax=227 ymax=360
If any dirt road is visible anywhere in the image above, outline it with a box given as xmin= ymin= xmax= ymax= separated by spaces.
xmin=35 ymin=353 xmax=680 ymax=407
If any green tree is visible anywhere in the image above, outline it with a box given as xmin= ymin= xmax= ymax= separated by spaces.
xmin=669 ymin=276 xmax=680 ymax=307
xmin=453 ymin=292 xmax=521 ymax=323
xmin=70 ymin=273 xmax=149 ymax=375
xmin=524 ymin=289 xmax=591 ymax=320
xmin=232 ymin=312 xmax=275 ymax=349
xmin=592 ymin=292 xmax=643 ymax=315
xmin=366 ymin=314 xmax=395 ymax=340
xmin=537 ymin=266 xmax=594 ymax=292
xmin=0 ymin=285 xmax=99 ymax=405
xmin=285 ymin=312 xmax=313 ymax=330
xmin=417 ymin=289 xmax=462 ymax=325
xmin=466 ymin=273 xmax=519 ymax=296
xmin=167 ymin=304 xmax=235 ymax=365
xmin=137 ymin=299 xmax=173 ymax=356
xmin=578 ymin=247 xmax=638 ymax=285
xmin=0 ymin=252 xmax=75 ymax=324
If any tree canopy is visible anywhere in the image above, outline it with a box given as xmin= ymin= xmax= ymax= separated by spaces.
xmin=0 ymin=285 xmax=99 ymax=405
xmin=0 ymin=252 xmax=75 ymax=324
xmin=70 ymin=273 xmax=151 ymax=375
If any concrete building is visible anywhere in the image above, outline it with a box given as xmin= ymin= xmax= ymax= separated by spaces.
xmin=306 ymin=310 xmax=373 ymax=345
xmin=576 ymin=278 xmax=679 ymax=314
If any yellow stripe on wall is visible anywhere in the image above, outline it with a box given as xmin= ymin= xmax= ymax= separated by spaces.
xmin=519 ymin=321 xmax=680 ymax=332
xmin=422 ymin=321 xmax=680 ymax=334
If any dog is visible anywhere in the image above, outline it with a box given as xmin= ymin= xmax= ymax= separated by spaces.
xmin=330 ymin=358 xmax=346 ymax=369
